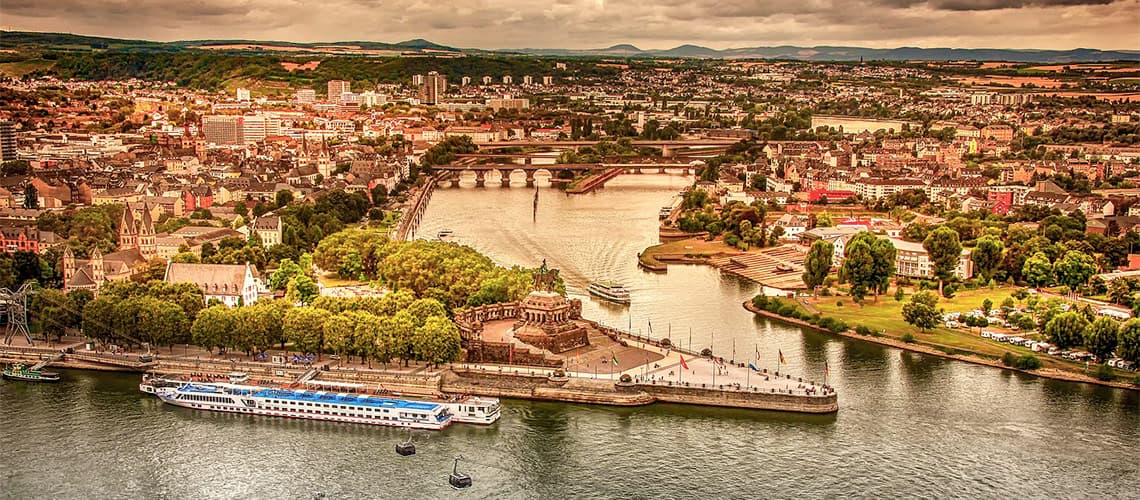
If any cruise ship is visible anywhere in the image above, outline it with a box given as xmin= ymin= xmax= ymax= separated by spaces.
xmin=139 ymin=376 xmax=500 ymax=429
xmin=588 ymin=281 xmax=631 ymax=304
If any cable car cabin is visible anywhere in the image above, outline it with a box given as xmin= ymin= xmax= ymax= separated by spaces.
xmin=449 ymin=472 xmax=472 ymax=489
xmin=449 ymin=457 xmax=472 ymax=489
xmin=396 ymin=442 xmax=416 ymax=456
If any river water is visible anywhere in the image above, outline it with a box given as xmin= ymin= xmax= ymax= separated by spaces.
xmin=3 ymin=175 xmax=1137 ymax=499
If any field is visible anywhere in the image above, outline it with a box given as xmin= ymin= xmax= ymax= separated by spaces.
xmin=0 ymin=59 xmax=55 ymax=78
xmin=804 ymin=287 xmax=1118 ymax=374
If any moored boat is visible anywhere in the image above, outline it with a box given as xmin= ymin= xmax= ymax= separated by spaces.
xmin=588 ymin=281 xmax=631 ymax=304
xmin=2 ymin=363 xmax=61 ymax=383
xmin=139 ymin=376 xmax=500 ymax=429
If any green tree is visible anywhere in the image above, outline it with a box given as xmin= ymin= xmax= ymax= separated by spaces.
xmin=1053 ymin=250 xmax=1098 ymax=294
xmin=802 ymin=240 xmax=834 ymax=295
xmin=1045 ymin=311 xmax=1089 ymax=349
xmin=1083 ymin=316 xmax=1120 ymax=362
xmin=1117 ymin=319 xmax=1140 ymax=364
xmin=269 ymin=258 xmax=304 ymax=291
xmin=972 ymin=236 xmax=1005 ymax=284
xmin=412 ymin=315 xmax=462 ymax=366
xmin=349 ymin=310 xmax=381 ymax=367
xmin=383 ymin=310 xmax=418 ymax=366
xmin=31 ymin=288 xmax=80 ymax=342
xmin=902 ymin=290 xmax=941 ymax=331
xmin=287 ymin=275 xmax=319 ymax=305
xmin=923 ymin=226 xmax=962 ymax=294
xmin=23 ymin=183 xmax=38 ymax=209
xmin=982 ymin=298 xmax=993 ymax=315
xmin=276 ymin=190 xmax=295 ymax=208
xmin=323 ymin=312 xmax=357 ymax=361
xmin=191 ymin=305 xmax=236 ymax=353
xmin=283 ymin=307 xmax=331 ymax=355
xmin=841 ymin=239 xmax=876 ymax=302
xmin=1022 ymin=252 xmax=1054 ymax=288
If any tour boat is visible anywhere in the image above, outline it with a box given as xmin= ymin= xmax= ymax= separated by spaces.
xmin=2 ymin=363 xmax=61 ymax=383
xmin=588 ymin=281 xmax=631 ymax=304
xmin=139 ymin=376 xmax=500 ymax=428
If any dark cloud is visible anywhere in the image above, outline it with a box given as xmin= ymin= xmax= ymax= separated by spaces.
xmin=2 ymin=0 xmax=1137 ymax=50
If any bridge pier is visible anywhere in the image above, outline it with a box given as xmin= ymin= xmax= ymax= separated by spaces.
xmin=525 ymin=170 xmax=536 ymax=187
xmin=475 ymin=170 xmax=486 ymax=188
xmin=659 ymin=167 xmax=667 ymax=174
xmin=661 ymin=145 xmax=672 ymax=158
xmin=501 ymin=175 xmax=511 ymax=187
xmin=450 ymin=178 xmax=460 ymax=188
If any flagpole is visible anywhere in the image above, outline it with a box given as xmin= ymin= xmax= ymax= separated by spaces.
xmin=711 ymin=330 xmax=715 ymax=387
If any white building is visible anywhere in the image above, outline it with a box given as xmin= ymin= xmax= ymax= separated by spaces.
xmin=164 ymin=262 xmax=261 ymax=307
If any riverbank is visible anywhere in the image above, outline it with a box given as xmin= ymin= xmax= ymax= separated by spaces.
xmin=743 ymin=300 xmax=1139 ymax=391
xmin=1 ymin=342 xmax=837 ymax=414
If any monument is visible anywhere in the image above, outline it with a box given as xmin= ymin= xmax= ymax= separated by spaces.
xmin=512 ymin=260 xmax=589 ymax=353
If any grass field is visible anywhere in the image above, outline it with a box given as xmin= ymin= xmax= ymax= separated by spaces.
xmin=638 ymin=237 xmax=739 ymax=267
xmin=0 ymin=59 xmax=54 ymax=78
xmin=805 ymin=287 xmax=1111 ymax=373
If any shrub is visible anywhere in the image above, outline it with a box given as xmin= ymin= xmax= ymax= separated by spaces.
xmin=1094 ymin=364 xmax=1115 ymax=381
xmin=619 ymin=373 xmax=632 ymax=383
xmin=855 ymin=325 xmax=875 ymax=336
xmin=942 ymin=283 xmax=959 ymax=299
xmin=901 ymin=333 xmax=916 ymax=343
xmin=1015 ymin=355 xmax=1042 ymax=370
xmin=751 ymin=295 xmax=769 ymax=309
xmin=820 ymin=288 xmax=833 ymax=297
xmin=836 ymin=301 xmax=844 ymax=307
xmin=1133 ymin=375 xmax=1140 ymax=387
xmin=826 ymin=319 xmax=848 ymax=334
xmin=896 ymin=276 xmax=912 ymax=287
xmin=777 ymin=304 xmax=798 ymax=317
xmin=919 ymin=280 xmax=937 ymax=291
xmin=1001 ymin=352 xmax=1017 ymax=367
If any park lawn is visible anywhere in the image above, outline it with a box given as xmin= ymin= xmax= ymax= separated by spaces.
xmin=639 ymin=237 xmax=740 ymax=267
xmin=809 ymin=286 xmax=1034 ymax=357
xmin=807 ymin=287 xmax=1128 ymax=375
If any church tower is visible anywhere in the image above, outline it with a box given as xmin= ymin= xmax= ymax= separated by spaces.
xmin=62 ymin=246 xmax=75 ymax=289
xmin=119 ymin=207 xmax=138 ymax=251
xmin=316 ymin=138 xmax=333 ymax=179
xmin=90 ymin=247 xmax=104 ymax=284
xmin=139 ymin=203 xmax=157 ymax=259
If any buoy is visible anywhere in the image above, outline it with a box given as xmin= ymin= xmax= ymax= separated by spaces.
xmin=448 ymin=456 xmax=472 ymax=489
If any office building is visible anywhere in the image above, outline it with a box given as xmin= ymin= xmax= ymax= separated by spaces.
xmin=412 ymin=74 xmax=425 ymax=86
xmin=296 ymin=88 xmax=317 ymax=104
xmin=420 ymin=71 xmax=447 ymax=105
xmin=327 ymin=80 xmax=351 ymax=102
xmin=543 ymin=76 xmax=554 ymax=86
xmin=0 ymin=121 xmax=16 ymax=162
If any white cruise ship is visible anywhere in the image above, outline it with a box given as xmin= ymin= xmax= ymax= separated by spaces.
xmin=140 ymin=376 xmax=500 ymax=429
xmin=588 ymin=281 xmax=631 ymax=304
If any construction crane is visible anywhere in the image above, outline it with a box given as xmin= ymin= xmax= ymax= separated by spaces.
xmin=1 ymin=283 xmax=36 ymax=346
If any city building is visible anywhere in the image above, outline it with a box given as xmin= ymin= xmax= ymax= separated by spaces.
xmin=295 ymin=88 xmax=316 ymax=105
xmin=0 ymin=121 xmax=16 ymax=162
xmin=522 ymin=75 xmax=534 ymax=85
xmin=486 ymin=97 xmax=530 ymax=111
xmin=236 ymin=88 xmax=251 ymax=102
xmin=163 ymin=262 xmax=261 ymax=307
xmin=481 ymin=76 xmax=493 ymax=85
xmin=889 ymin=237 xmax=974 ymax=280
xmin=420 ymin=71 xmax=447 ymax=105
xmin=542 ymin=76 xmax=554 ymax=86
xmin=412 ymin=74 xmax=425 ymax=86
xmin=327 ymin=80 xmax=351 ymax=102
xmin=461 ymin=76 xmax=472 ymax=86
xmin=201 ymin=115 xmax=243 ymax=145
xmin=62 ymin=204 xmax=157 ymax=293
xmin=502 ymin=75 xmax=513 ymax=85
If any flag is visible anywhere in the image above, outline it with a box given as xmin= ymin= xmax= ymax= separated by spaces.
xmin=679 ymin=354 xmax=689 ymax=370
xmin=825 ymin=362 xmax=830 ymax=377
xmin=748 ymin=362 xmax=759 ymax=372
xmin=509 ymin=345 xmax=514 ymax=364
xmin=648 ymin=320 xmax=653 ymax=334
xmin=778 ymin=350 xmax=787 ymax=365
xmin=612 ymin=353 xmax=619 ymax=367
xmin=755 ymin=347 xmax=761 ymax=361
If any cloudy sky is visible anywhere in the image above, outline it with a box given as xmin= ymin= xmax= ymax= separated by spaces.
xmin=4 ymin=0 xmax=1139 ymax=50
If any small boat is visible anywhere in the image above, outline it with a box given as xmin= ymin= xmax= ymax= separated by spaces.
xmin=588 ymin=282 xmax=631 ymax=304
xmin=3 ymin=363 xmax=61 ymax=383
xmin=437 ymin=229 xmax=454 ymax=239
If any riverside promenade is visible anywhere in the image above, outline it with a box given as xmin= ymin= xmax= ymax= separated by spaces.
xmin=1 ymin=331 xmax=837 ymax=414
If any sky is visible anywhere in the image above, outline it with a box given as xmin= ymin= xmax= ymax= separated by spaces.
xmin=3 ymin=0 xmax=1139 ymax=51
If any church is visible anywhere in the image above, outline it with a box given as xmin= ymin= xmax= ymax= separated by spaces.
xmin=62 ymin=203 xmax=159 ymax=293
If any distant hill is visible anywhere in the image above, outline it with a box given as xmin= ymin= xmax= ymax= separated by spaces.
xmin=2 ymin=31 xmax=1138 ymax=63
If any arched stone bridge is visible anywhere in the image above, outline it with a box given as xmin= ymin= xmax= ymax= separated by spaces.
xmin=433 ymin=163 xmax=698 ymax=188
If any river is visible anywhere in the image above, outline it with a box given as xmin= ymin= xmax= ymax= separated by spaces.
xmin=2 ymin=175 xmax=1137 ymax=499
